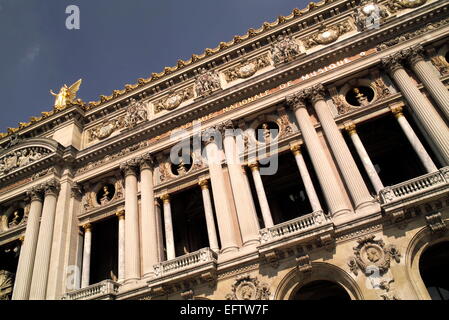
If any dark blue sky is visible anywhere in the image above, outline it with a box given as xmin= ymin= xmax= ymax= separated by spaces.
xmin=0 ymin=0 xmax=309 ymax=132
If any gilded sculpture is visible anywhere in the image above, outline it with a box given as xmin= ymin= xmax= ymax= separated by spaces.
xmin=50 ymin=79 xmax=82 ymax=111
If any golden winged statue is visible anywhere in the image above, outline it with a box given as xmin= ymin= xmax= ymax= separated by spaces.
xmin=50 ymin=79 xmax=82 ymax=111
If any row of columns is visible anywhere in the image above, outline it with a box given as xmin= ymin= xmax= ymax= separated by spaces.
xmin=12 ymin=179 xmax=60 ymax=300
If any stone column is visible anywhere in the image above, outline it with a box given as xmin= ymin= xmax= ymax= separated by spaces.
xmin=248 ymin=161 xmax=274 ymax=228
xmin=309 ymin=84 xmax=375 ymax=212
xmin=138 ymin=153 xmax=159 ymax=277
xmin=390 ymin=105 xmax=438 ymax=173
xmin=382 ymin=54 xmax=449 ymax=164
xmin=198 ymin=179 xmax=219 ymax=252
xmin=154 ymin=200 xmax=165 ymax=262
xmin=203 ymin=128 xmax=240 ymax=253
xmin=12 ymin=187 xmax=44 ymax=300
xmin=290 ymin=144 xmax=322 ymax=212
xmin=81 ymin=223 xmax=92 ymax=288
xmin=29 ymin=179 xmax=60 ymax=300
xmin=287 ymin=93 xmax=352 ymax=222
xmin=161 ymin=194 xmax=175 ymax=260
xmin=221 ymin=120 xmax=260 ymax=246
xmin=344 ymin=123 xmax=384 ymax=194
xmin=120 ymin=161 xmax=141 ymax=282
xmin=405 ymin=45 xmax=449 ymax=121
xmin=116 ymin=210 xmax=125 ymax=282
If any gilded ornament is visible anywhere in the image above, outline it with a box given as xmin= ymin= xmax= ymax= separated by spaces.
xmin=50 ymin=79 xmax=82 ymax=111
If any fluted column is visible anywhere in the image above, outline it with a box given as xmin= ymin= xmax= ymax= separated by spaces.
xmin=29 ymin=179 xmax=60 ymax=300
xmin=80 ymin=224 xmax=92 ymax=288
xmin=154 ymin=200 xmax=164 ymax=262
xmin=382 ymin=55 xmax=449 ymax=164
xmin=248 ymin=161 xmax=274 ymax=228
xmin=309 ymin=84 xmax=375 ymax=212
xmin=203 ymin=128 xmax=240 ymax=253
xmin=405 ymin=45 xmax=449 ymax=120
xmin=221 ymin=121 xmax=260 ymax=246
xmin=120 ymin=161 xmax=141 ymax=282
xmin=161 ymin=194 xmax=175 ymax=260
xmin=290 ymin=144 xmax=322 ymax=212
xmin=12 ymin=187 xmax=44 ymax=300
xmin=138 ymin=153 xmax=158 ymax=277
xmin=344 ymin=123 xmax=384 ymax=194
xmin=116 ymin=210 xmax=125 ymax=282
xmin=287 ymin=93 xmax=351 ymax=222
xmin=198 ymin=179 xmax=219 ymax=252
xmin=390 ymin=105 xmax=438 ymax=173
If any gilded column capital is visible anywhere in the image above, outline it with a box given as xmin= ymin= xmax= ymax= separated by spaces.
xmin=116 ymin=209 xmax=125 ymax=220
xmin=138 ymin=153 xmax=154 ymax=171
xmin=286 ymin=91 xmax=308 ymax=111
xmin=402 ymin=45 xmax=425 ymax=66
xmin=290 ymin=144 xmax=302 ymax=156
xmin=309 ymin=84 xmax=326 ymax=105
xmin=198 ymin=179 xmax=209 ymax=190
xmin=120 ymin=159 xmax=139 ymax=177
xmin=344 ymin=122 xmax=357 ymax=135
xmin=43 ymin=179 xmax=60 ymax=197
xmin=381 ymin=54 xmax=404 ymax=74
xmin=26 ymin=186 xmax=44 ymax=202
xmin=82 ymin=223 xmax=92 ymax=232
xmin=161 ymin=193 xmax=170 ymax=203
xmin=248 ymin=161 xmax=260 ymax=171
xmin=390 ymin=105 xmax=404 ymax=119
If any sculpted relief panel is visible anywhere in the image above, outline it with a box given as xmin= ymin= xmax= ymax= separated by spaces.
xmin=225 ymin=274 xmax=271 ymax=300
xmin=153 ymin=87 xmax=194 ymax=113
xmin=223 ymin=54 xmax=271 ymax=83
xmin=270 ymin=35 xmax=303 ymax=65
xmin=386 ymin=0 xmax=427 ymax=13
xmin=302 ymin=21 xmax=353 ymax=49
xmin=0 ymin=147 xmax=50 ymax=176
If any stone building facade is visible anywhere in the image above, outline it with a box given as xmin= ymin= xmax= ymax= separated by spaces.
xmin=1 ymin=0 xmax=449 ymax=300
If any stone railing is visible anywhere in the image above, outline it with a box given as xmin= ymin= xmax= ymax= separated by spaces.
xmin=380 ymin=167 xmax=449 ymax=204
xmin=259 ymin=210 xmax=330 ymax=243
xmin=62 ymin=279 xmax=120 ymax=300
xmin=153 ymin=247 xmax=217 ymax=278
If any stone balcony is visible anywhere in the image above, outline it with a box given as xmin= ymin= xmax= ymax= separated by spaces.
xmin=258 ymin=210 xmax=334 ymax=264
xmin=147 ymin=247 xmax=218 ymax=296
xmin=62 ymin=279 xmax=120 ymax=300
xmin=379 ymin=167 xmax=449 ymax=220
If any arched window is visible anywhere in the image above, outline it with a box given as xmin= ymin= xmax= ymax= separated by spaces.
xmin=419 ymin=241 xmax=449 ymax=300
xmin=291 ymin=280 xmax=351 ymax=301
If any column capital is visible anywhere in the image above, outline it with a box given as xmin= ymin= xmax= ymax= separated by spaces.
xmin=286 ymin=91 xmax=308 ymax=111
xmin=82 ymin=223 xmax=92 ymax=232
xmin=203 ymin=126 xmax=221 ymax=146
xmin=218 ymin=120 xmax=236 ymax=137
xmin=390 ymin=105 xmax=404 ymax=119
xmin=308 ymin=84 xmax=326 ymax=105
xmin=120 ymin=159 xmax=139 ymax=177
xmin=26 ymin=186 xmax=44 ymax=202
xmin=138 ymin=153 xmax=154 ymax=171
xmin=160 ymin=193 xmax=170 ymax=203
xmin=248 ymin=161 xmax=259 ymax=171
xmin=381 ymin=53 xmax=404 ymax=74
xmin=290 ymin=143 xmax=302 ymax=156
xmin=71 ymin=183 xmax=83 ymax=200
xmin=344 ymin=122 xmax=357 ymax=135
xmin=402 ymin=45 xmax=425 ymax=66
xmin=116 ymin=209 xmax=125 ymax=220
xmin=198 ymin=179 xmax=209 ymax=190
xmin=43 ymin=179 xmax=60 ymax=197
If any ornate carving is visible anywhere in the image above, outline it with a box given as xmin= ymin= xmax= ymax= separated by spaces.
xmin=0 ymin=147 xmax=50 ymax=176
xmin=348 ymin=235 xmax=401 ymax=276
xmin=120 ymin=159 xmax=139 ymax=176
xmin=154 ymin=87 xmax=194 ymax=113
xmin=225 ymin=274 xmax=270 ymax=300
xmin=277 ymin=107 xmax=293 ymax=138
xmin=270 ymin=35 xmax=302 ymax=65
xmin=224 ymin=54 xmax=271 ymax=82
xmin=296 ymin=254 xmax=312 ymax=274
xmin=194 ymin=68 xmax=221 ymax=98
xmin=0 ymin=270 xmax=14 ymax=300
xmin=286 ymin=91 xmax=308 ymax=111
xmin=124 ymin=98 xmax=148 ymax=128
xmin=386 ymin=0 xmax=427 ymax=13
xmin=352 ymin=0 xmax=388 ymax=31
xmin=303 ymin=22 xmax=352 ymax=49
xmin=381 ymin=53 xmax=403 ymax=73
xmin=88 ymin=117 xmax=124 ymax=142
xmin=425 ymin=212 xmax=447 ymax=233
xmin=43 ymin=179 xmax=60 ymax=196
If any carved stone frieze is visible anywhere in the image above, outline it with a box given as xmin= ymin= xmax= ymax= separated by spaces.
xmin=386 ymin=0 xmax=427 ymax=14
xmin=154 ymin=87 xmax=194 ymax=113
xmin=302 ymin=21 xmax=352 ymax=49
xmin=88 ymin=117 xmax=125 ymax=143
xmin=0 ymin=147 xmax=51 ymax=176
xmin=194 ymin=68 xmax=221 ymax=98
xmin=223 ymin=54 xmax=271 ymax=82
xmin=0 ymin=270 xmax=14 ymax=300
xmin=225 ymin=274 xmax=270 ymax=300
xmin=352 ymin=0 xmax=389 ymax=31
xmin=270 ymin=35 xmax=302 ymax=65
xmin=124 ymin=98 xmax=149 ymax=128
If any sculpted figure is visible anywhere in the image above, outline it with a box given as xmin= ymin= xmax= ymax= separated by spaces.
xmin=195 ymin=68 xmax=221 ymax=97
xmin=124 ymin=98 xmax=148 ymax=128
xmin=271 ymin=35 xmax=301 ymax=64
xmin=353 ymin=88 xmax=370 ymax=106
xmin=50 ymin=79 xmax=82 ymax=111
